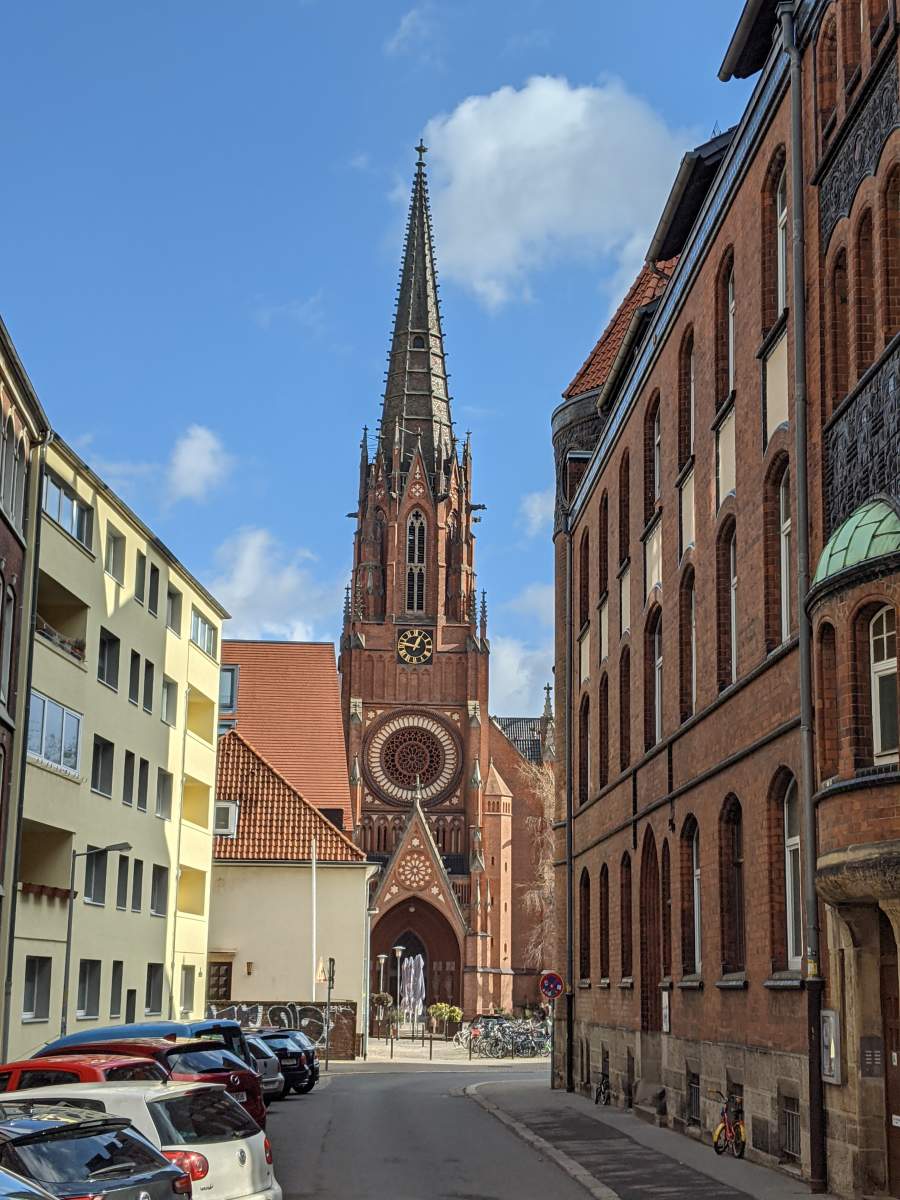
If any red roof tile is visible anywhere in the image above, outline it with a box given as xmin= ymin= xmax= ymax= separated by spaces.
xmin=215 ymin=730 xmax=365 ymax=863
xmin=563 ymin=259 xmax=677 ymax=400
xmin=222 ymin=641 xmax=351 ymax=828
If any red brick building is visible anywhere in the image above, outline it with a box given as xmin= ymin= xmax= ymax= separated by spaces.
xmin=553 ymin=2 xmax=900 ymax=1195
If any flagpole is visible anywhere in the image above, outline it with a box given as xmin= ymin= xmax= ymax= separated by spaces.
xmin=311 ymin=835 xmax=317 ymax=1001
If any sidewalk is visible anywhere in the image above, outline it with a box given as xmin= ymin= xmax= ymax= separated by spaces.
xmin=469 ymin=1079 xmax=839 ymax=1200
xmin=362 ymin=1035 xmax=551 ymax=1069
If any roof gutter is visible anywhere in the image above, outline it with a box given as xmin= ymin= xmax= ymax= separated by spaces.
xmin=719 ymin=0 xmax=772 ymax=80
xmin=595 ymin=303 xmax=659 ymax=413
xmin=646 ymin=152 xmax=701 ymax=264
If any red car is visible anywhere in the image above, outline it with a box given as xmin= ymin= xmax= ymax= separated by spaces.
xmin=0 ymin=1053 xmax=167 ymax=1091
xmin=34 ymin=1038 xmax=266 ymax=1128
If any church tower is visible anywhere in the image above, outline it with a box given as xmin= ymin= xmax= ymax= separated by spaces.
xmin=339 ymin=145 xmax=513 ymax=1017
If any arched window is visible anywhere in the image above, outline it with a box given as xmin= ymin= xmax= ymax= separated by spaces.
xmin=784 ymin=780 xmax=803 ymax=970
xmin=883 ymin=166 xmax=900 ymax=341
xmin=434 ymin=818 xmax=447 ymax=852
xmin=779 ymin=467 xmax=792 ymax=642
xmin=679 ymin=568 xmax=696 ymax=722
xmin=599 ymin=864 xmax=610 ymax=979
xmin=412 ymin=334 xmax=426 ymax=349
xmin=0 ymin=587 xmax=14 ymax=709
xmin=719 ymin=796 xmax=745 ymax=974
xmin=762 ymin=149 xmax=788 ymax=331
xmin=391 ymin=818 xmax=403 ymax=849
xmin=579 ymin=530 xmax=590 ymax=629
xmin=598 ymin=673 xmax=609 ymax=789
xmin=645 ymin=607 xmax=663 ymax=749
xmin=449 ymin=820 xmax=463 ymax=855
xmin=579 ymin=869 xmax=591 ymax=981
xmin=716 ymin=250 xmax=736 ymax=405
xmin=843 ymin=0 xmax=862 ymax=82
xmin=776 ymin=166 xmax=788 ymax=314
xmin=618 ymin=452 xmax=630 ymax=565
xmin=644 ymin=393 xmax=661 ymax=523
xmin=578 ymin=696 xmax=590 ymax=806
xmin=871 ymin=606 xmax=899 ymax=762
xmin=817 ymin=15 xmax=838 ymax=141
xmin=717 ymin=520 xmax=737 ymax=689
xmin=620 ymin=852 xmax=633 ymax=978
xmin=598 ymin=492 xmax=609 ymax=597
xmin=2 ymin=418 xmax=14 ymax=514
xmin=681 ymin=817 xmax=701 ymax=975
xmin=661 ymin=840 xmax=672 ymax=977
xmin=856 ymin=209 xmax=876 ymax=376
xmin=678 ymin=329 xmax=695 ymax=468
xmin=831 ymin=249 xmax=850 ymax=413
xmin=15 ymin=440 xmax=27 ymax=530
xmin=816 ymin=621 xmax=839 ymax=781
xmin=619 ymin=646 xmax=631 ymax=770
xmin=406 ymin=510 xmax=426 ymax=613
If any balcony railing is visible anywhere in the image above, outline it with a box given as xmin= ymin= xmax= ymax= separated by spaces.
xmin=35 ymin=615 xmax=85 ymax=662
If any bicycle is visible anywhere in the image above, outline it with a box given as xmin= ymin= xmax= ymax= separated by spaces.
xmin=712 ymin=1090 xmax=746 ymax=1157
xmin=593 ymin=1073 xmax=611 ymax=1105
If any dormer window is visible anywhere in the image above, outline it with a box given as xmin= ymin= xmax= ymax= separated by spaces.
xmin=214 ymin=800 xmax=239 ymax=838
xmin=412 ymin=335 xmax=426 ymax=348
xmin=406 ymin=510 xmax=426 ymax=612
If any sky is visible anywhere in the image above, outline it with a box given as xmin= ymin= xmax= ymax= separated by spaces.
xmin=0 ymin=2 xmax=754 ymax=715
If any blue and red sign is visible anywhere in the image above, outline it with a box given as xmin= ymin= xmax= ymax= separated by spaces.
xmin=539 ymin=970 xmax=564 ymax=1000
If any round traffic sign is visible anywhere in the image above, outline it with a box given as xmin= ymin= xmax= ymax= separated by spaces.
xmin=539 ymin=970 xmax=564 ymax=999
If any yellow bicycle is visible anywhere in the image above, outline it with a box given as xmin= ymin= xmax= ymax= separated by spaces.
xmin=712 ymin=1090 xmax=746 ymax=1157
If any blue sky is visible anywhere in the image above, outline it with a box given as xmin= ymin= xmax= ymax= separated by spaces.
xmin=0 ymin=2 xmax=753 ymax=714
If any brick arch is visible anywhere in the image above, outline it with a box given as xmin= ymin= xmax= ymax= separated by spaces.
xmin=370 ymin=898 xmax=463 ymax=1009
xmin=718 ymin=794 xmax=745 ymax=973
xmin=761 ymin=142 xmax=788 ymax=332
xmin=766 ymin=766 xmax=797 ymax=973
xmin=715 ymin=245 xmax=736 ymax=407
xmin=640 ymin=828 xmax=662 ymax=1031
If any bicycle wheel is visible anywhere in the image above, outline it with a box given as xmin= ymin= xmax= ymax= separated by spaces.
xmin=712 ymin=1124 xmax=729 ymax=1155
xmin=732 ymin=1123 xmax=746 ymax=1158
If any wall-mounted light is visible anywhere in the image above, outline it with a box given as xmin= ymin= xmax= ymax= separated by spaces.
xmin=246 ymin=961 xmax=253 ymax=976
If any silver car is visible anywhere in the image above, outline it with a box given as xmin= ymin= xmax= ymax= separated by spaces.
xmin=244 ymin=1036 xmax=285 ymax=1105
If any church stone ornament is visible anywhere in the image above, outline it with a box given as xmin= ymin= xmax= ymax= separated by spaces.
xmin=397 ymin=851 xmax=432 ymax=890
xmin=364 ymin=711 xmax=461 ymax=807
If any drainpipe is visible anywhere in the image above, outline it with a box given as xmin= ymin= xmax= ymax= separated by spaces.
xmin=1 ymin=436 xmax=48 ymax=1060
xmin=168 ymin=682 xmax=193 ymax=1019
xmin=779 ymin=4 xmax=826 ymax=1192
xmin=563 ymin=509 xmax=575 ymax=1093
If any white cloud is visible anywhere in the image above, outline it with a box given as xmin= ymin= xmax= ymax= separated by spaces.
xmin=166 ymin=425 xmax=233 ymax=504
xmin=348 ymin=152 xmax=370 ymax=171
xmin=210 ymin=527 xmax=342 ymax=643
xmin=252 ymin=292 xmax=326 ymax=335
xmin=384 ymin=5 xmax=436 ymax=57
xmin=490 ymin=634 xmax=553 ymax=715
xmin=506 ymin=582 xmax=554 ymax=627
xmin=422 ymin=75 xmax=690 ymax=308
xmin=519 ymin=487 xmax=554 ymax=537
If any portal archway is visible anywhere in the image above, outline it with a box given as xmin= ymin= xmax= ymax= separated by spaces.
xmin=371 ymin=899 xmax=462 ymax=1008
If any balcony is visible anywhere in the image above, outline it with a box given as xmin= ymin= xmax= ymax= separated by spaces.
xmin=182 ymin=777 xmax=210 ymax=828
xmin=35 ymin=571 xmax=87 ymax=664
xmin=177 ymin=866 xmax=207 ymax=917
xmin=187 ymin=689 xmax=215 ymax=744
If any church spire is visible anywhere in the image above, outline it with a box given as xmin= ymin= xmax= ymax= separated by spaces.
xmin=380 ymin=141 xmax=453 ymax=474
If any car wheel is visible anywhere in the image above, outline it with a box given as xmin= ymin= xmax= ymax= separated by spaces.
xmin=280 ymin=1081 xmax=291 ymax=1100
xmin=296 ymin=1079 xmax=316 ymax=1094
xmin=264 ymin=1095 xmax=273 ymax=1107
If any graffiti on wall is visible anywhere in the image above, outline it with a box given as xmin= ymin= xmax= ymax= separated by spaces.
xmin=206 ymin=1001 xmax=357 ymax=1058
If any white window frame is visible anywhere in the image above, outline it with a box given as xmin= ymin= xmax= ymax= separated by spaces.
xmin=871 ymin=606 xmax=899 ymax=762
xmin=219 ymin=666 xmax=238 ymax=712
xmin=104 ymin=526 xmax=125 ymax=585
xmin=779 ymin=470 xmax=792 ymax=642
xmin=156 ymin=769 xmax=173 ymax=820
xmin=150 ymin=864 xmax=169 ymax=916
xmin=166 ymin=585 xmax=182 ymax=634
xmin=42 ymin=472 xmax=93 ymax=549
xmin=116 ymin=854 xmax=129 ymax=910
xmin=689 ymin=584 xmax=697 ymax=713
xmin=190 ymin=608 xmax=218 ymax=658
xmin=653 ymin=406 xmax=661 ymax=500
xmin=776 ymin=168 xmax=788 ymax=314
xmin=729 ymin=532 xmax=738 ymax=683
xmin=145 ymin=962 xmax=164 ymax=1015
xmin=90 ymin=735 xmax=114 ymax=797
xmin=27 ymin=691 xmax=83 ymax=776
xmin=162 ymin=678 xmax=178 ymax=727
xmin=688 ymin=345 xmax=695 ymax=455
xmin=77 ymin=958 xmax=101 ymax=1019
xmin=214 ymin=801 xmax=238 ymax=837
xmin=23 ymin=955 xmax=51 ymax=1021
xmin=653 ymin=617 xmax=663 ymax=745
xmin=83 ymin=846 xmax=108 ymax=906
xmin=785 ymin=781 xmax=803 ymax=970
xmin=727 ymin=266 xmax=736 ymax=394
xmin=691 ymin=827 xmax=702 ymax=973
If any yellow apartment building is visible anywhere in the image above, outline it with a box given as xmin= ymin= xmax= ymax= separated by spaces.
xmin=8 ymin=437 xmax=228 ymax=1057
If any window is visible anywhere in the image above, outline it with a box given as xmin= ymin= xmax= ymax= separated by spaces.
xmin=779 ymin=469 xmax=792 ymax=642
xmin=618 ymin=453 xmax=630 ymax=565
xmin=129 ymin=651 xmax=140 ymax=704
xmin=717 ymin=523 xmax=738 ymax=689
xmin=843 ymin=0 xmax=862 ymax=80
xmin=716 ymin=251 xmax=736 ymax=403
xmin=156 ymin=769 xmax=173 ymax=820
xmin=142 ymin=660 xmax=154 ymax=713
xmin=857 ymin=209 xmax=876 ymax=376
xmin=715 ymin=407 xmax=736 ymax=506
xmin=218 ymin=719 xmax=236 ymax=737
xmin=678 ymin=330 xmax=695 ymax=467
xmin=151 ymin=864 xmax=169 ymax=916
xmin=776 ymin=167 xmax=788 ymax=315
xmin=110 ymin=961 xmax=123 ymax=1018
xmin=162 ymin=678 xmax=177 ymax=726
xmin=620 ymin=853 xmax=633 ymax=978
xmin=885 ymin=167 xmax=900 ymax=340
xmin=84 ymin=847 xmax=108 ymax=905
xmin=598 ymin=492 xmax=609 ymax=597
xmin=137 ymin=759 xmax=149 ymax=812
xmin=781 ymin=1094 xmax=801 ymax=1161
xmin=599 ymin=865 xmax=610 ymax=979
xmin=104 ymin=526 xmax=125 ymax=584
xmin=598 ymin=674 xmax=609 ymax=789
xmin=27 ymin=690 xmax=81 ymax=773
xmin=727 ymin=268 xmax=736 ymax=393
xmin=214 ymin=801 xmax=238 ymax=837
xmin=77 ymin=959 xmax=101 ymax=1018
xmin=112 ymin=855 xmax=128 ymax=911
xmin=578 ymin=697 xmax=590 ymax=807
xmin=661 ymin=840 xmax=672 ymax=977
xmin=817 ymin=623 xmax=839 ymax=780
xmin=42 ymin=472 xmax=92 ymax=549
xmin=720 ymin=797 xmax=745 ymax=973
xmin=578 ymin=531 xmax=590 ymax=629
xmin=619 ymin=564 xmax=631 ymax=636
xmin=646 ymin=608 xmax=663 ymax=749
xmin=131 ymin=859 xmax=143 ymax=911
xmin=90 ymin=735 xmax=114 ymax=796
xmin=23 ymin=956 xmax=51 ymax=1020
xmin=123 ymin=751 xmax=135 ymax=806
xmin=0 ymin=587 xmax=14 ymax=707
xmin=97 ymin=627 xmax=120 ymax=690
xmin=644 ymin=394 xmax=661 ymax=522
xmin=148 ymin=564 xmax=160 ymax=616
xmin=680 ymin=570 xmax=696 ymax=722
xmin=206 ymin=961 xmax=232 ymax=1004
xmin=180 ymin=965 xmax=196 ymax=1014
xmin=578 ymin=870 xmax=591 ymax=982
xmin=134 ymin=551 xmax=146 ymax=604
xmin=830 ymin=249 xmax=850 ymax=413
xmin=166 ymin=585 xmax=182 ymax=633
xmin=687 ymin=1071 xmax=701 ymax=1125
xmin=871 ymin=606 xmax=898 ymax=762
xmin=219 ymin=666 xmax=238 ymax=711
xmin=145 ymin=963 xmax=164 ymax=1015
xmin=405 ymin=511 xmax=426 ymax=613
xmin=191 ymin=608 xmax=218 ymax=657
xmin=619 ymin=647 xmax=631 ymax=770
xmin=681 ymin=817 xmax=701 ymax=974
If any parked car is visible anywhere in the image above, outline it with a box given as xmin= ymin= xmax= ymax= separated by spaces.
xmin=15 ymin=1083 xmax=281 ymax=1200
xmin=0 ymin=1100 xmax=189 ymax=1200
xmin=251 ymin=1033 xmax=312 ymax=1099
xmin=243 ymin=1039 xmax=284 ymax=1107
xmin=268 ymin=1031 xmax=319 ymax=1094
xmin=0 ymin=1166 xmax=56 ymax=1200
xmin=34 ymin=1040 xmax=266 ymax=1129
xmin=0 ymin=1055 xmax=167 ymax=1092
xmin=37 ymin=1021 xmax=252 ymax=1068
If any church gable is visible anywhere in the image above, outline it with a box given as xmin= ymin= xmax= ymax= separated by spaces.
xmin=371 ymin=799 xmax=467 ymax=937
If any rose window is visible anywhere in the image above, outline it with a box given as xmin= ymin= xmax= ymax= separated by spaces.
xmin=398 ymin=852 xmax=431 ymax=890
xmin=382 ymin=727 xmax=445 ymax=789
xmin=365 ymin=712 xmax=461 ymax=806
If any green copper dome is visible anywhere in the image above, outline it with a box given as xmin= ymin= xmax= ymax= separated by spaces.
xmin=813 ymin=498 xmax=900 ymax=587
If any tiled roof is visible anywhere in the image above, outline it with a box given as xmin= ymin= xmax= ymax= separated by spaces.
xmin=215 ymin=730 xmax=365 ymax=863
xmin=221 ymin=641 xmax=351 ymax=828
xmin=492 ymin=716 xmax=543 ymax=765
xmin=563 ymin=259 xmax=677 ymax=400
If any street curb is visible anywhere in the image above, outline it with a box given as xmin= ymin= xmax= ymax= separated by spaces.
xmin=464 ymin=1083 xmax=621 ymax=1200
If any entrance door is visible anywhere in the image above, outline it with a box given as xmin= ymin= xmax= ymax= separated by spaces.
xmin=386 ymin=931 xmax=427 ymax=1012
xmin=125 ymin=989 xmax=137 ymax=1023
xmin=880 ymin=911 xmax=900 ymax=1195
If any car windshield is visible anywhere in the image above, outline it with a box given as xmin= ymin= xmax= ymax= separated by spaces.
xmin=193 ymin=1029 xmax=246 ymax=1061
xmin=246 ymin=1041 xmax=275 ymax=1061
xmin=150 ymin=1091 xmax=259 ymax=1145
xmin=290 ymin=1033 xmax=315 ymax=1052
xmin=167 ymin=1050 xmax=246 ymax=1074
xmin=262 ymin=1037 xmax=298 ymax=1051
xmin=3 ymin=1127 xmax=165 ymax=1185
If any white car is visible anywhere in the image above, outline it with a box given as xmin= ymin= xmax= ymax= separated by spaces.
xmin=16 ymin=1081 xmax=282 ymax=1200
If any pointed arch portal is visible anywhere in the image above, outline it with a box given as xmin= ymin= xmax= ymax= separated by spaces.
xmin=371 ymin=899 xmax=462 ymax=1009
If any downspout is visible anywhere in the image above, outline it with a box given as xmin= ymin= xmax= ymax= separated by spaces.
xmin=2 ymin=435 xmax=48 ymax=1060
xmin=563 ymin=509 xmax=575 ymax=1093
xmin=168 ymin=681 xmax=192 ymax=1019
xmin=778 ymin=4 xmax=826 ymax=1192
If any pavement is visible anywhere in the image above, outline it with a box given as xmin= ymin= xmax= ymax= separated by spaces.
xmin=362 ymin=1033 xmax=550 ymax=1068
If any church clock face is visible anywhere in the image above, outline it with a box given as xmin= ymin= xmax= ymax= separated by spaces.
xmin=365 ymin=711 xmax=461 ymax=806
xmin=397 ymin=628 xmax=434 ymax=665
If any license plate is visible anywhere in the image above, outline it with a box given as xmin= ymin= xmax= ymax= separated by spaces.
xmin=282 ymin=1057 xmax=297 ymax=1066
xmin=232 ymin=1090 xmax=247 ymax=1102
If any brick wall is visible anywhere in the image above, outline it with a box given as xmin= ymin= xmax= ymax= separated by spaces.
xmin=207 ymin=1000 xmax=358 ymax=1060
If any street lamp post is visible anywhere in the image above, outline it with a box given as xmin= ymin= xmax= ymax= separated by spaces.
xmin=392 ymin=944 xmax=404 ymax=1038
xmin=60 ymin=842 xmax=131 ymax=1037
xmin=376 ymin=952 xmax=389 ymax=1040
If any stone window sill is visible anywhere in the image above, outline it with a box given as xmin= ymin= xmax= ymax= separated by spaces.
xmin=598 ymin=978 xmax=610 ymax=990
xmin=678 ymin=975 xmax=703 ymax=991
xmin=577 ymin=979 xmax=591 ymax=990
xmin=716 ymin=972 xmax=748 ymax=991
xmin=618 ymin=977 xmax=634 ymax=990
xmin=764 ymin=971 xmax=804 ymax=991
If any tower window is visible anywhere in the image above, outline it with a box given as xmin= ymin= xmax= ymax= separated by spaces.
xmin=412 ymin=335 xmax=426 ymax=349
xmin=406 ymin=510 xmax=426 ymax=613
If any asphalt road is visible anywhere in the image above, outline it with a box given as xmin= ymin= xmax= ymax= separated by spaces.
xmin=265 ymin=1064 xmax=587 ymax=1200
